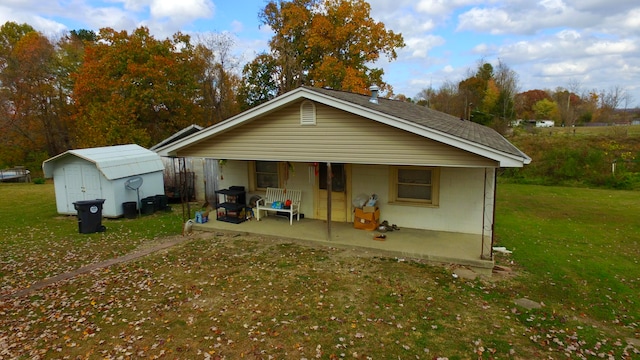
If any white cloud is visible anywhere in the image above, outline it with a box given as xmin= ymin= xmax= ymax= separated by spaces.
xmin=556 ymin=29 xmax=581 ymax=41
xmin=402 ymin=35 xmax=445 ymax=59
xmin=603 ymin=8 xmax=640 ymax=37
xmin=585 ymin=39 xmax=637 ymax=55
xmin=0 ymin=5 xmax=66 ymax=35
xmin=230 ymin=20 xmax=243 ymax=33
xmin=455 ymin=1 xmax=601 ymax=35
xmin=415 ymin=0 xmax=480 ymax=17
xmin=149 ymin=0 xmax=214 ymax=22
xmin=85 ymin=6 xmax=139 ymax=31
xmin=415 ymin=0 xmax=452 ymax=16
xmin=457 ymin=7 xmax=515 ymax=35
xmin=118 ymin=0 xmax=149 ymax=12
xmin=471 ymin=43 xmax=491 ymax=54
xmin=539 ymin=61 xmax=589 ymax=77
xmin=495 ymin=28 xmax=637 ymax=68
xmin=395 ymin=14 xmax=436 ymax=33
xmin=539 ymin=0 xmax=567 ymax=13
xmin=565 ymin=0 xmax=638 ymax=15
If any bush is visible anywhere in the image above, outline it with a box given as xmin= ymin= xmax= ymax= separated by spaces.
xmin=503 ymin=131 xmax=640 ymax=189
xmin=601 ymin=172 xmax=640 ymax=190
xmin=33 ymin=177 xmax=46 ymax=184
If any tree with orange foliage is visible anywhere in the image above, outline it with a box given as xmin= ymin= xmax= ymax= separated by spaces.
xmin=239 ymin=0 xmax=404 ymax=108
xmin=515 ymin=90 xmax=552 ymax=120
xmin=72 ymin=27 xmax=204 ymax=148
xmin=457 ymin=61 xmax=517 ymax=127
xmin=0 ymin=22 xmax=76 ymax=171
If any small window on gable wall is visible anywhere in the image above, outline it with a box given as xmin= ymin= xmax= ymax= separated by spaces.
xmin=300 ymin=100 xmax=316 ymax=125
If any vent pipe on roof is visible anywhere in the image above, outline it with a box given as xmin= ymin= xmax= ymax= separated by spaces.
xmin=369 ymin=85 xmax=379 ymax=104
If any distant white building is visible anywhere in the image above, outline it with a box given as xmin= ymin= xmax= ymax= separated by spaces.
xmin=536 ymin=120 xmax=555 ymax=128
xmin=510 ymin=119 xmax=554 ymax=128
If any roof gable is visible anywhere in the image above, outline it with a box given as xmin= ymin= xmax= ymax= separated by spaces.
xmin=150 ymin=124 xmax=203 ymax=151
xmin=305 ymin=86 xmax=525 ymax=156
xmin=155 ymin=86 xmax=530 ymax=167
xmin=172 ymin=101 xmax=497 ymax=167
xmin=43 ymin=144 xmax=164 ymax=180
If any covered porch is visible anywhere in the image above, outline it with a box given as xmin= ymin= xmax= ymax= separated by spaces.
xmin=192 ymin=215 xmax=495 ymax=275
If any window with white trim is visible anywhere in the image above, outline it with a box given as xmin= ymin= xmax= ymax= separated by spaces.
xmin=389 ymin=166 xmax=440 ymax=206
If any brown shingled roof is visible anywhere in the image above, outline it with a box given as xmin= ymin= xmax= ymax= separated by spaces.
xmin=303 ymin=86 xmax=528 ymax=160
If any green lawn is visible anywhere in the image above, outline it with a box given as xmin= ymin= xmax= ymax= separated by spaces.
xmin=0 ymin=182 xmax=638 ymax=359
xmin=495 ymin=184 xmax=639 ymax=323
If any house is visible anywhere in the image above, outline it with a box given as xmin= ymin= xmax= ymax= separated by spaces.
xmin=513 ymin=119 xmax=554 ymax=128
xmin=535 ymin=120 xmax=555 ymax=128
xmin=155 ymin=86 xmax=530 ymax=260
xmin=43 ymin=144 xmax=165 ymax=218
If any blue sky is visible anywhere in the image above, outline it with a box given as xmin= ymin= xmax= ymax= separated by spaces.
xmin=2 ymin=0 xmax=639 ymax=106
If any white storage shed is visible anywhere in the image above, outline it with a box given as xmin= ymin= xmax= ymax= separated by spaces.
xmin=43 ymin=144 xmax=165 ymax=218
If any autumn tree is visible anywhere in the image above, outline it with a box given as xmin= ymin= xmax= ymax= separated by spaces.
xmin=492 ymin=60 xmax=518 ymax=122
xmin=415 ymin=87 xmax=435 ymax=107
xmin=196 ymin=32 xmax=242 ymax=124
xmin=458 ymin=62 xmax=495 ymax=124
xmin=515 ymin=89 xmax=551 ymax=120
xmin=420 ymin=80 xmax=462 ymax=116
xmin=45 ymin=30 xmax=96 ymax=153
xmin=240 ymin=0 xmax=404 ymax=108
xmin=13 ymin=32 xmax=69 ymax=155
xmin=238 ymin=53 xmax=280 ymax=109
xmin=392 ymin=93 xmax=413 ymax=102
xmin=532 ymin=98 xmax=558 ymax=120
xmin=0 ymin=22 xmax=35 ymax=71
xmin=596 ymin=86 xmax=631 ymax=123
xmin=0 ymin=23 xmax=36 ymax=165
xmin=454 ymin=60 xmax=519 ymax=130
xmin=0 ymin=22 xmax=76 ymax=170
xmin=72 ymin=27 xmax=205 ymax=148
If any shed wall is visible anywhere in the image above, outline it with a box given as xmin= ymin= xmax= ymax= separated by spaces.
xmin=105 ymin=173 xmax=164 ymax=217
xmin=50 ymin=156 xmax=164 ymax=217
xmin=52 ymin=157 xmax=107 ymax=215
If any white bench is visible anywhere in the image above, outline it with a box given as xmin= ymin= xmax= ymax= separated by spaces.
xmin=255 ymin=188 xmax=302 ymax=225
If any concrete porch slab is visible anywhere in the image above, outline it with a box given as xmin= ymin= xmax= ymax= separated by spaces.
xmin=192 ymin=215 xmax=494 ymax=274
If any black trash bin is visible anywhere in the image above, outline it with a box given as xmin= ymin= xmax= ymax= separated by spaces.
xmin=155 ymin=194 xmax=168 ymax=211
xmin=140 ymin=196 xmax=156 ymax=215
xmin=73 ymin=199 xmax=106 ymax=234
xmin=122 ymin=201 xmax=138 ymax=219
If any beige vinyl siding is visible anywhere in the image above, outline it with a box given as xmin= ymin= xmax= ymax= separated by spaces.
xmin=177 ymin=101 xmax=497 ymax=167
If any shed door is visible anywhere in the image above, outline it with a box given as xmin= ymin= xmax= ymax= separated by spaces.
xmin=64 ymin=164 xmax=102 ymax=212
xmin=82 ymin=165 xmax=102 ymax=199
xmin=315 ymin=163 xmax=350 ymax=222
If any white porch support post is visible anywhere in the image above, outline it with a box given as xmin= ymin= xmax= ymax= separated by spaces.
xmin=326 ymin=162 xmax=332 ymax=240
xmin=480 ymin=167 xmax=497 ymax=260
